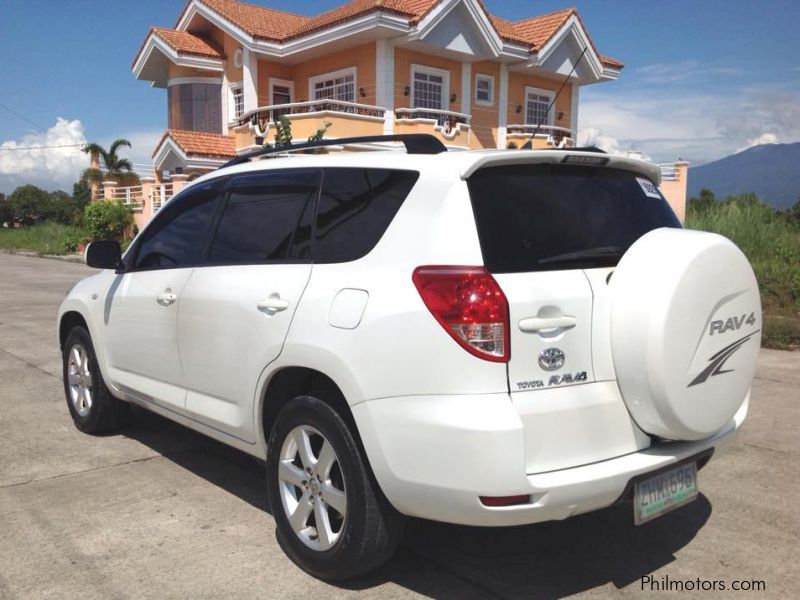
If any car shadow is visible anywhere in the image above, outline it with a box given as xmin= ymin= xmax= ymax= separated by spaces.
xmin=122 ymin=407 xmax=712 ymax=598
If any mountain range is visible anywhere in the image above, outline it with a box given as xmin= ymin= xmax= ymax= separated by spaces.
xmin=687 ymin=142 xmax=800 ymax=209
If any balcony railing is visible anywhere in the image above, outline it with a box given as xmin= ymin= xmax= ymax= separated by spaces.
xmin=149 ymin=182 xmax=174 ymax=213
xmin=106 ymin=185 xmax=145 ymax=208
xmin=239 ymin=100 xmax=386 ymax=128
xmin=659 ymin=164 xmax=680 ymax=181
xmin=506 ymin=124 xmax=576 ymax=148
xmin=394 ymin=108 xmax=471 ymax=129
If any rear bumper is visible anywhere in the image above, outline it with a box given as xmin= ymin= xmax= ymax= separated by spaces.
xmin=352 ymin=392 xmax=748 ymax=527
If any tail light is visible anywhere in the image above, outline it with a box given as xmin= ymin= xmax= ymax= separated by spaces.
xmin=412 ymin=266 xmax=510 ymax=362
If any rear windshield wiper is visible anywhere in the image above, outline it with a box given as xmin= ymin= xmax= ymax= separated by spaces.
xmin=538 ymin=246 xmax=624 ymax=265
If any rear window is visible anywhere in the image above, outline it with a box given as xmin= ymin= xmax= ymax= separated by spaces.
xmin=467 ymin=164 xmax=681 ymax=273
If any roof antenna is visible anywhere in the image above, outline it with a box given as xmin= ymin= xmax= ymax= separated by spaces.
xmin=521 ymin=45 xmax=589 ymax=150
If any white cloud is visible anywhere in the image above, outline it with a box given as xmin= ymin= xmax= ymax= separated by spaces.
xmin=0 ymin=120 xmax=163 ymax=194
xmin=0 ymin=118 xmax=87 ymax=192
xmin=634 ymin=61 xmax=740 ymax=84
xmin=577 ymin=128 xmax=621 ymax=154
xmin=738 ymin=132 xmax=779 ymax=152
xmin=578 ymin=81 xmax=800 ymax=165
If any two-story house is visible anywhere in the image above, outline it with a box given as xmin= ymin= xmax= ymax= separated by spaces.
xmin=124 ymin=0 xmax=642 ymax=227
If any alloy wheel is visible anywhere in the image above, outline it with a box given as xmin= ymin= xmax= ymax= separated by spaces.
xmin=278 ymin=425 xmax=347 ymax=551
xmin=67 ymin=344 xmax=93 ymax=417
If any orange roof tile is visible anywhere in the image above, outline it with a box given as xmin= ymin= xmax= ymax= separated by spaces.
xmin=487 ymin=14 xmax=529 ymax=45
xmin=154 ymin=130 xmax=236 ymax=158
xmin=600 ymin=54 xmax=624 ymax=69
xmin=159 ymin=1 xmax=623 ymax=68
xmin=151 ymin=26 xmax=224 ymax=58
xmin=286 ymin=0 xmax=438 ymax=40
xmin=196 ymin=0 xmax=312 ymax=41
xmin=512 ymin=7 xmax=575 ymax=51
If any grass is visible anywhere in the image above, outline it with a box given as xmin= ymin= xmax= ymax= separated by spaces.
xmin=0 ymin=222 xmax=90 ymax=256
xmin=686 ymin=199 xmax=800 ymax=350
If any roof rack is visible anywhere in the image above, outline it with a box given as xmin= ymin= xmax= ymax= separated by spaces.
xmin=221 ymin=134 xmax=447 ymax=169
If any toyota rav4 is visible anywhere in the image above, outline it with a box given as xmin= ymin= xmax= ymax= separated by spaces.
xmin=58 ymin=136 xmax=761 ymax=580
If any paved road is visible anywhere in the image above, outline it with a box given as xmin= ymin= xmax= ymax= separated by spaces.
xmin=0 ymin=252 xmax=797 ymax=599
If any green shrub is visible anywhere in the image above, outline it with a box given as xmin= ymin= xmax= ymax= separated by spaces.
xmin=84 ymin=201 xmax=133 ymax=242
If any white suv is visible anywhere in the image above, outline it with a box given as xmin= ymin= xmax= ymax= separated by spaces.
xmin=58 ymin=136 xmax=761 ymax=580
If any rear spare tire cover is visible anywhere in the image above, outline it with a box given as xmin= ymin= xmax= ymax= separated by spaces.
xmin=610 ymin=228 xmax=761 ymax=440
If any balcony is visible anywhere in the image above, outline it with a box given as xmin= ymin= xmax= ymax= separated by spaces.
xmin=506 ymin=124 xmax=576 ymax=149
xmin=235 ymin=100 xmax=386 ymax=149
xmin=233 ymin=100 xmax=482 ymax=151
xmin=394 ymin=108 xmax=475 ymax=149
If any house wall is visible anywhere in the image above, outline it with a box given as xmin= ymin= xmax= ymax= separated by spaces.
xmin=660 ymin=162 xmax=689 ymax=222
xmin=208 ymin=28 xmax=243 ymax=84
xmin=470 ymin=60 xmax=501 ymax=149
xmin=256 ymin=43 xmax=377 ymax=107
xmin=292 ymin=43 xmax=377 ymax=105
xmin=257 ymin=61 xmax=294 ymax=105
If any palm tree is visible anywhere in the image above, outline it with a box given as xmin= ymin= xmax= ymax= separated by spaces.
xmin=81 ymin=139 xmax=139 ymax=187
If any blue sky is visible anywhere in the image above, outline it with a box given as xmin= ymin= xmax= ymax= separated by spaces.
xmin=1 ymin=0 xmax=799 ymax=192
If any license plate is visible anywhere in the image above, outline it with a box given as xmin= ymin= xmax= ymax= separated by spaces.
xmin=634 ymin=462 xmax=698 ymax=525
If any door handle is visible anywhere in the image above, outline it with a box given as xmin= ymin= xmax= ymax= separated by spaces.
xmin=156 ymin=291 xmax=177 ymax=306
xmin=519 ymin=315 xmax=576 ymax=333
xmin=257 ymin=295 xmax=290 ymax=313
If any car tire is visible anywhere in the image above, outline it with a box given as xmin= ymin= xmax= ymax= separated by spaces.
xmin=62 ymin=326 xmax=129 ymax=434
xmin=266 ymin=395 xmax=404 ymax=581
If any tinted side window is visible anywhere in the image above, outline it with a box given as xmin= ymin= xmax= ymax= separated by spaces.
xmin=315 ymin=168 xmax=419 ymax=263
xmin=134 ymin=183 xmax=221 ymax=270
xmin=207 ymin=171 xmax=319 ymax=265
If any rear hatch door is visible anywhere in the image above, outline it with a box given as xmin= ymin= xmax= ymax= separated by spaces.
xmin=467 ymin=161 xmax=682 ymax=472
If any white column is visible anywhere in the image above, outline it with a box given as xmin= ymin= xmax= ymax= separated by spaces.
xmin=242 ymin=47 xmax=258 ymax=114
xmin=498 ymin=63 xmax=509 ymax=149
xmin=570 ymin=83 xmax=580 ymax=136
xmin=221 ymin=71 xmax=229 ymax=134
xmin=376 ymin=39 xmax=395 ymax=135
xmin=461 ymin=62 xmax=471 ymax=116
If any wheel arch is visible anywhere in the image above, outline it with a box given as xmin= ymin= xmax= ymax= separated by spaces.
xmin=59 ymin=310 xmax=89 ymax=349
xmin=258 ymin=365 xmax=398 ymax=512
xmin=260 ymin=367 xmax=357 ymax=448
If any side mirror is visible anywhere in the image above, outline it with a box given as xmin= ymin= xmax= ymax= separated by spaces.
xmin=85 ymin=241 xmax=122 ymax=270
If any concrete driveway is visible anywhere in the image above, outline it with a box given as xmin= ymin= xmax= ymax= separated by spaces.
xmin=0 ymin=252 xmax=797 ymax=599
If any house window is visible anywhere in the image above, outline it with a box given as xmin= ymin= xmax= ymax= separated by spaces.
xmin=167 ymin=82 xmax=222 ymax=133
xmin=411 ymin=65 xmax=449 ymax=111
xmin=310 ymin=68 xmax=356 ymax=103
xmin=475 ymin=74 xmax=494 ymax=105
xmin=525 ymin=87 xmax=555 ymax=126
xmin=230 ymin=83 xmax=244 ymax=120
